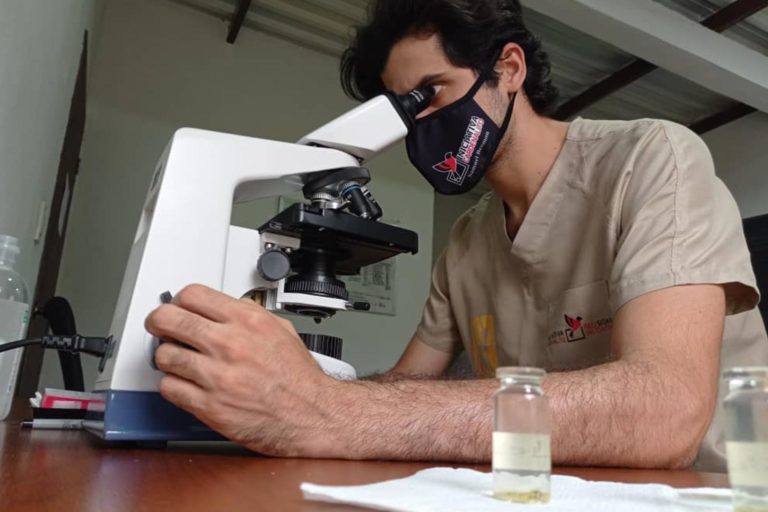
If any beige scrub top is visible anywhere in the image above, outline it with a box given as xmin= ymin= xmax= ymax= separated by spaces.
xmin=416 ymin=118 xmax=768 ymax=472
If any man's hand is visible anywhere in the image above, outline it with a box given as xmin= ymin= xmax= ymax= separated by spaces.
xmin=145 ymin=284 xmax=341 ymax=456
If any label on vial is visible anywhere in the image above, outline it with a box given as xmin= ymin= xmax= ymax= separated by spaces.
xmin=726 ymin=441 xmax=768 ymax=488
xmin=493 ymin=432 xmax=551 ymax=472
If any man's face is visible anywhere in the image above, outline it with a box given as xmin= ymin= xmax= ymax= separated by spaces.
xmin=382 ymin=33 xmax=504 ymax=121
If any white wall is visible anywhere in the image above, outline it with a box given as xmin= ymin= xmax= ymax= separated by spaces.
xmin=48 ymin=0 xmax=434 ymax=388
xmin=703 ymin=111 xmax=768 ymax=219
xmin=0 ymin=0 xmax=103 ymax=298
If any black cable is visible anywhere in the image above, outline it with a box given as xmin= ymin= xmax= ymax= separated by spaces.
xmin=0 ymin=335 xmax=112 ymax=360
xmin=37 ymin=296 xmax=84 ymax=391
xmin=0 ymin=338 xmax=42 ymax=354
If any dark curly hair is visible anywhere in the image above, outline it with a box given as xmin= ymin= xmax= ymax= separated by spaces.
xmin=340 ymin=0 xmax=559 ymax=116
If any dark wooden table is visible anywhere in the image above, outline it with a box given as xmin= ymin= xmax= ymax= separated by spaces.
xmin=0 ymin=401 xmax=728 ymax=511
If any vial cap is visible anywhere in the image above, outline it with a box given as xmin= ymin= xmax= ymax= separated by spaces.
xmin=496 ymin=366 xmax=546 ymax=379
xmin=723 ymin=366 xmax=768 ymax=381
xmin=723 ymin=366 xmax=768 ymax=379
xmin=723 ymin=367 xmax=768 ymax=395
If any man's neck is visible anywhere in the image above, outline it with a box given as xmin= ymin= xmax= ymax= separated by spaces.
xmin=484 ymin=105 xmax=570 ymax=236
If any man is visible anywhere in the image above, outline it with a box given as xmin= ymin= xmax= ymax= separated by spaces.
xmin=146 ymin=0 xmax=768 ymax=470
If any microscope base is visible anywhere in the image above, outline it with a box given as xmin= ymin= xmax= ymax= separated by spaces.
xmin=83 ymin=390 xmax=223 ymax=442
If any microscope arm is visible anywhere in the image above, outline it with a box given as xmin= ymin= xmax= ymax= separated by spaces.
xmin=100 ymin=128 xmax=358 ymax=392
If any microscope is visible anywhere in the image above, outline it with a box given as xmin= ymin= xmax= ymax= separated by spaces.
xmin=83 ymin=87 xmax=435 ymax=442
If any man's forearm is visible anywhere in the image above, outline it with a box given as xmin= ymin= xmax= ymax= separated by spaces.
xmin=328 ymin=378 xmax=495 ymax=462
xmin=321 ymin=360 xmax=712 ymax=468
xmin=544 ymin=360 xmax=712 ymax=468
xmin=362 ymin=372 xmax=433 ymax=383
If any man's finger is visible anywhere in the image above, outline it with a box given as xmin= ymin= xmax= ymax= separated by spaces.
xmin=145 ymin=304 xmax=222 ymax=355
xmin=159 ymin=374 xmax=208 ymax=417
xmin=172 ymin=284 xmax=240 ymax=323
xmin=154 ymin=342 xmax=216 ymax=390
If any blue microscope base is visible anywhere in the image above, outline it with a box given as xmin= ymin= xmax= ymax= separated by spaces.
xmin=83 ymin=390 xmax=223 ymax=442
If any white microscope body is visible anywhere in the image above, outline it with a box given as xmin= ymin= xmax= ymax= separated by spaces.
xmin=85 ymin=89 xmax=433 ymax=441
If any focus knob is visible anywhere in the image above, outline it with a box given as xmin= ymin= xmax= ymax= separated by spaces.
xmin=299 ymin=333 xmax=343 ymax=360
xmin=257 ymin=249 xmax=291 ymax=282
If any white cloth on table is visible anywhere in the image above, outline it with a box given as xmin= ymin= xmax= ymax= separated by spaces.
xmin=301 ymin=467 xmax=731 ymax=512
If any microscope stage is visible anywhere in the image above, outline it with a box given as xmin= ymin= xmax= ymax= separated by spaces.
xmin=259 ymin=204 xmax=418 ymax=275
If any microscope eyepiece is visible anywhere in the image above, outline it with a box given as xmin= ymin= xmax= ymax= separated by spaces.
xmin=386 ymin=86 xmax=435 ymax=130
xmin=398 ymin=86 xmax=435 ymax=118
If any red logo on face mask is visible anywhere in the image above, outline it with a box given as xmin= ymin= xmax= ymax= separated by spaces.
xmin=433 ymin=152 xmax=467 ymax=176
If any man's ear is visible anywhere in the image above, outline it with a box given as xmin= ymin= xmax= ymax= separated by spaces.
xmin=495 ymin=42 xmax=527 ymax=96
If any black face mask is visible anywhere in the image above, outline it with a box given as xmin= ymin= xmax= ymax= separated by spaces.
xmin=405 ymin=69 xmax=515 ymax=195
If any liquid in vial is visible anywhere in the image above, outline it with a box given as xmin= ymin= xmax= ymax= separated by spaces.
xmin=723 ymin=367 xmax=768 ymax=512
xmin=493 ymin=432 xmax=551 ymax=503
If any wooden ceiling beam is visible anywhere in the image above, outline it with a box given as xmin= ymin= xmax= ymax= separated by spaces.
xmin=226 ymin=0 xmax=252 ymax=44
xmin=550 ymin=0 xmax=768 ymax=120
xmin=700 ymin=0 xmax=768 ymax=31
xmin=690 ymin=103 xmax=757 ymax=134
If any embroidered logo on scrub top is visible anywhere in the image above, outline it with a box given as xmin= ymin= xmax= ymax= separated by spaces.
xmin=549 ymin=314 xmax=613 ymax=345
xmin=470 ymin=315 xmax=499 ymax=377
xmin=564 ymin=315 xmax=585 ymax=342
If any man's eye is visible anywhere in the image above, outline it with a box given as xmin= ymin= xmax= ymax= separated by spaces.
xmin=430 ymin=86 xmax=449 ymax=106
xmin=425 ymin=85 xmax=443 ymax=106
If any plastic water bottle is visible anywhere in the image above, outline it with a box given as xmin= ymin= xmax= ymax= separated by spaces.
xmin=0 ymin=235 xmax=30 ymax=420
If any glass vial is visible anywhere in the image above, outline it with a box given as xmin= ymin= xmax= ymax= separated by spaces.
xmin=723 ymin=367 xmax=768 ymax=512
xmin=492 ymin=367 xmax=551 ymax=503
xmin=0 ymin=235 xmax=30 ymax=420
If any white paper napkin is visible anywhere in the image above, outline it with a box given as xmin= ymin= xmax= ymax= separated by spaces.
xmin=301 ymin=468 xmax=731 ymax=512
